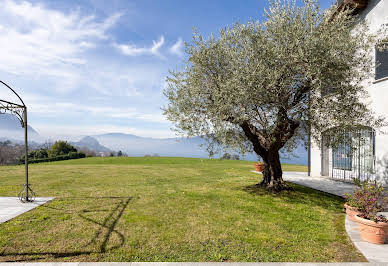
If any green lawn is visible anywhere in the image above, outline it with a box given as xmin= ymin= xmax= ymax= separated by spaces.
xmin=0 ymin=157 xmax=364 ymax=262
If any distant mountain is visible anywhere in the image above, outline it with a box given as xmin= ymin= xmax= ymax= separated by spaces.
xmin=0 ymin=112 xmax=307 ymax=164
xmin=71 ymin=136 xmax=111 ymax=153
xmin=94 ymin=133 xmax=208 ymax=158
xmin=94 ymin=133 xmax=308 ymax=165
xmin=0 ymin=113 xmax=40 ymax=142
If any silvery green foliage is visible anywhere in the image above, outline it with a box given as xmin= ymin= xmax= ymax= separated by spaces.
xmin=163 ymin=0 xmax=385 ymax=157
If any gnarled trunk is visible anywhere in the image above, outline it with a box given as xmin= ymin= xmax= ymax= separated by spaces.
xmin=258 ymin=150 xmax=289 ymax=191
xmin=240 ymin=120 xmax=298 ymax=191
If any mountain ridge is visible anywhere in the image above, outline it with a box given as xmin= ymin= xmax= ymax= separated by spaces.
xmin=0 ymin=113 xmax=40 ymax=141
xmin=70 ymin=136 xmax=111 ymax=153
xmin=0 ymin=116 xmax=307 ymax=164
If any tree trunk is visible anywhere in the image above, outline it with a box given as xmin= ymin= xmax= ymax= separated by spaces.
xmin=258 ymin=150 xmax=290 ymax=191
xmin=239 ymin=121 xmax=296 ymax=191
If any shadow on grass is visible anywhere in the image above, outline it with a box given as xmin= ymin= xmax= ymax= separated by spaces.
xmin=242 ymin=182 xmax=344 ymax=212
xmin=1 ymin=196 xmax=131 ymax=262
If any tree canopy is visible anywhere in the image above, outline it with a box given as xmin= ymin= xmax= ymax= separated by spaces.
xmin=48 ymin=141 xmax=77 ymax=158
xmin=163 ymin=0 xmax=386 ymax=190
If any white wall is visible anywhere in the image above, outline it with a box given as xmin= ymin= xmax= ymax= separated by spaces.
xmin=310 ymin=0 xmax=388 ymax=183
xmin=359 ymin=0 xmax=388 ymax=184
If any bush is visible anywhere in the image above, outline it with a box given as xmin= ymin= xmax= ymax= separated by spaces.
xmin=69 ymin=151 xmax=78 ymax=159
xmin=23 ymin=152 xmax=86 ymax=164
xmin=48 ymin=141 xmax=77 ymax=157
xmin=78 ymin=147 xmax=97 ymax=157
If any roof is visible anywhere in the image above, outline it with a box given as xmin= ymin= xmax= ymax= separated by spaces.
xmin=336 ymin=0 xmax=369 ymax=15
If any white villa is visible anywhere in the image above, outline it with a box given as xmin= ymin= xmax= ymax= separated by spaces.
xmin=310 ymin=0 xmax=388 ymax=184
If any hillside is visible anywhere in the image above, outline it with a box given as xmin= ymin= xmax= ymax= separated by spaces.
xmin=0 ymin=113 xmax=40 ymax=141
xmin=70 ymin=136 xmax=111 ymax=153
xmin=0 ymin=113 xmax=307 ymax=164
xmin=94 ymin=133 xmax=308 ymax=165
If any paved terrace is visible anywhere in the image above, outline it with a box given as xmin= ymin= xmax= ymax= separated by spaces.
xmin=282 ymin=172 xmax=357 ymax=197
xmin=0 ymin=197 xmax=54 ymax=224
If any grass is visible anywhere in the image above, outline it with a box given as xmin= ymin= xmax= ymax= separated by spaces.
xmin=0 ymin=157 xmax=365 ymax=262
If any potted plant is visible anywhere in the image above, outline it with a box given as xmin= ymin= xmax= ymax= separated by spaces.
xmin=350 ymin=181 xmax=388 ymax=244
xmin=253 ymin=162 xmax=264 ymax=172
xmin=343 ymin=200 xmax=362 ymax=222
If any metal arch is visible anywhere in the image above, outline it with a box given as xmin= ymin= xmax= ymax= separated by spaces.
xmin=0 ymin=80 xmax=26 ymax=128
xmin=0 ymin=99 xmax=25 ymax=128
xmin=0 ymin=80 xmax=35 ymax=202
xmin=0 ymin=80 xmax=26 ymax=107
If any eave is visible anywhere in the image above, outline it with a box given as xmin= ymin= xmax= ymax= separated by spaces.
xmin=336 ymin=0 xmax=369 ymax=15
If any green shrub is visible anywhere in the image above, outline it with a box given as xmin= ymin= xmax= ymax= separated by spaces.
xmin=48 ymin=141 xmax=77 ymax=157
xmin=22 ymin=152 xmax=86 ymax=164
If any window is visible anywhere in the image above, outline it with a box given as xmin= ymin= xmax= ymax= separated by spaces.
xmin=375 ymin=44 xmax=388 ymax=80
xmin=323 ymin=127 xmax=376 ymax=181
xmin=330 ymin=127 xmax=375 ymax=173
xmin=332 ymin=133 xmax=352 ymax=170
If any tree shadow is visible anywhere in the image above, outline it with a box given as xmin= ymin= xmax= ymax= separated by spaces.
xmin=0 ymin=196 xmax=131 ymax=261
xmin=242 ymin=182 xmax=344 ymax=212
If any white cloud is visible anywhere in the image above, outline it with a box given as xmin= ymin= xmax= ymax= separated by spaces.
xmin=28 ymin=101 xmax=168 ymax=124
xmin=169 ymin=37 xmax=184 ymax=57
xmin=0 ymin=0 xmax=121 ymax=79
xmin=114 ymin=36 xmax=165 ymax=57
xmin=0 ymin=1 xmax=175 ymax=139
xmin=112 ymin=113 xmax=167 ymax=123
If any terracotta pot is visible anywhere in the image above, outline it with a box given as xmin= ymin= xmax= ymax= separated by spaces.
xmin=254 ymin=163 xmax=264 ymax=172
xmin=354 ymin=215 xmax=388 ymax=244
xmin=344 ymin=203 xmax=362 ymax=222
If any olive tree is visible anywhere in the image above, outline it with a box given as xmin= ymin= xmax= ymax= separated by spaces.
xmin=163 ymin=0 xmax=386 ymax=191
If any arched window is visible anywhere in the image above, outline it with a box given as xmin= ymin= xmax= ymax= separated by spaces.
xmin=321 ymin=126 xmax=375 ymax=182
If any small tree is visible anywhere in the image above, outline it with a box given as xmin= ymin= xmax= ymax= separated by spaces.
xmin=164 ymin=0 xmax=386 ymax=191
xmin=48 ymin=141 xmax=77 ymax=157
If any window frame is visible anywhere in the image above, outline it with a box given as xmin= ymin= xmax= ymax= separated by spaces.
xmin=375 ymin=42 xmax=388 ymax=81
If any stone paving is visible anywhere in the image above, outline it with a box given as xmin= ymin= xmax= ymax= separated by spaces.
xmin=282 ymin=171 xmax=357 ymax=197
xmin=0 ymin=197 xmax=54 ymax=224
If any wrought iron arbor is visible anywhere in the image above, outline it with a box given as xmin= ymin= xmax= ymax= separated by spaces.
xmin=0 ymin=81 xmax=35 ymax=202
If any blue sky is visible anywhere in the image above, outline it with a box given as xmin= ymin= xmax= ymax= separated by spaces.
xmin=0 ymin=0 xmax=335 ymax=139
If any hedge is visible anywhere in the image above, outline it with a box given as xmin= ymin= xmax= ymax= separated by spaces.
xmin=21 ymin=152 xmax=86 ymax=164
